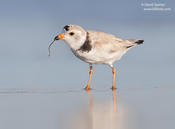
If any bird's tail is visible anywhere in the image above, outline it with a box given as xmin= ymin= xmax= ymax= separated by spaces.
xmin=135 ymin=40 xmax=144 ymax=45
xmin=125 ymin=39 xmax=144 ymax=48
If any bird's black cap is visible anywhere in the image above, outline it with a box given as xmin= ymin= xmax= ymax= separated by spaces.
xmin=64 ymin=25 xmax=69 ymax=31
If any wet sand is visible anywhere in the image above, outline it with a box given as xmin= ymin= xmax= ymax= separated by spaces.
xmin=0 ymin=86 xmax=175 ymax=129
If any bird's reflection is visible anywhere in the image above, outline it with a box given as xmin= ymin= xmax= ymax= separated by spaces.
xmin=87 ymin=90 xmax=119 ymax=129
xmin=87 ymin=89 xmax=119 ymax=113
xmin=68 ymin=90 xmax=120 ymax=129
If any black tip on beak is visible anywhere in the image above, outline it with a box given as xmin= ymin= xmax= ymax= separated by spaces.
xmin=54 ymin=36 xmax=59 ymax=40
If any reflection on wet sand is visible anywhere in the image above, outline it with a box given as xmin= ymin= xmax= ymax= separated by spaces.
xmin=66 ymin=90 xmax=136 ymax=129
xmin=86 ymin=90 xmax=119 ymax=129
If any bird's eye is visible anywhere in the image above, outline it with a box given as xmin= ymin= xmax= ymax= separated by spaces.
xmin=69 ymin=32 xmax=74 ymax=36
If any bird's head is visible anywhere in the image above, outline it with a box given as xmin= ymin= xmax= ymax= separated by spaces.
xmin=48 ymin=25 xmax=87 ymax=56
xmin=55 ymin=25 xmax=87 ymax=50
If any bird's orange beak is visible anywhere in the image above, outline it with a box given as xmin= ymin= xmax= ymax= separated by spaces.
xmin=54 ymin=33 xmax=64 ymax=40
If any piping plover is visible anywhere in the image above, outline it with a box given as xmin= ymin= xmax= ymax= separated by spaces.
xmin=48 ymin=25 xmax=144 ymax=90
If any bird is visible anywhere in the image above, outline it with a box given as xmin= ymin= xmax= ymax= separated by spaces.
xmin=48 ymin=24 xmax=144 ymax=90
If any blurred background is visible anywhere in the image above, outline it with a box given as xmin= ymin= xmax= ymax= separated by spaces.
xmin=0 ymin=0 xmax=175 ymax=129
xmin=0 ymin=0 xmax=174 ymax=89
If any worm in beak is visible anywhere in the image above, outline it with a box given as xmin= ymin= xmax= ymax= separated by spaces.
xmin=48 ymin=34 xmax=64 ymax=56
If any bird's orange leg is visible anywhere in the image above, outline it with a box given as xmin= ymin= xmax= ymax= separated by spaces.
xmin=112 ymin=67 xmax=116 ymax=90
xmin=85 ymin=65 xmax=93 ymax=90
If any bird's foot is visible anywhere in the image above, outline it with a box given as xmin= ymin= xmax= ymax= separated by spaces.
xmin=84 ymin=85 xmax=91 ymax=91
xmin=111 ymin=86 xmax=117 ymax=91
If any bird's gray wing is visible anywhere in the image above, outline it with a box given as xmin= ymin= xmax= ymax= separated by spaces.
xmin=87 ymin=30 xmax=125 ymax=52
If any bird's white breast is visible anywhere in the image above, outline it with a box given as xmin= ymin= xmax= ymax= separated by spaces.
xmin=71 ymin=47 xmax=126 ymax=65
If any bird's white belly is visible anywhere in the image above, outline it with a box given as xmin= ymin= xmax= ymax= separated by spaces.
xmin=72 ymin=49 xmax=126 ymax=64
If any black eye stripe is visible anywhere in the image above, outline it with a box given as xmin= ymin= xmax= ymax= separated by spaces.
xmin=64 ymin=25 xmax=69 ymax=31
